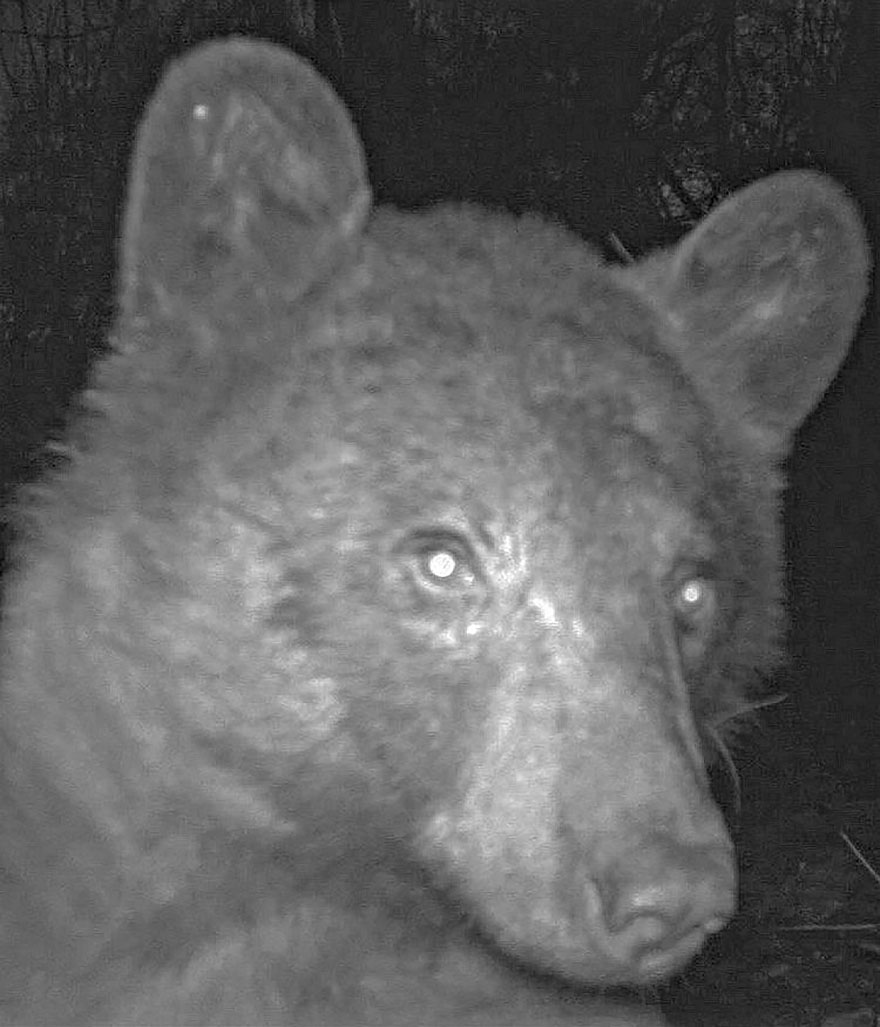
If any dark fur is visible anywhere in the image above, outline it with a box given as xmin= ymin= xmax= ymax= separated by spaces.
xmin=0 ymin=39 xmax=868 ymax=1026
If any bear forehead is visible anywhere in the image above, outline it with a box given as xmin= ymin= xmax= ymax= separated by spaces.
xmin=291 ymin=207 xmax=714 ymax=492
xmin=281 ymin=320 xmax=715 ymax=563
xmin=297 ymin=206 xmax=702 ymax=427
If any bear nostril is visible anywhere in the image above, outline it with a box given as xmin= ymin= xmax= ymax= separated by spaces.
xmin=589 ymin=840 xmax=736 ymax=974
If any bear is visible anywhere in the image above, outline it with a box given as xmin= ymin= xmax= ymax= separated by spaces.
xmin=0 ymin=36 xmax=869 ymax=1027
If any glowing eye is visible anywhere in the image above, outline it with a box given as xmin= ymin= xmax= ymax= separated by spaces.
xmin=426 ymin=549 xmax=457 ymax=580
xmin=679 ymin=578 xmax=706 ymax=609
xmin=403 ymin=531 xmax=480 ymax=593
xmin=672 ymin=574 xmax=717 ymax=636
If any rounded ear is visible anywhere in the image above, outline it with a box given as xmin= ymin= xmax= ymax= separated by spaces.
xmin=120 ymin=38 xmax=371 ymax=318
xmin=644 ymin=172 xmax=870 ymax=454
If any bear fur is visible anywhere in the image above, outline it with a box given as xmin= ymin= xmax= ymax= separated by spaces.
xmin=0 ymin=37 xmax=869 ymax=1027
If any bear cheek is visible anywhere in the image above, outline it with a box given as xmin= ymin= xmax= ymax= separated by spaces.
xmin=342 ymin=616 xmax=501 ymax=808
xmin=322 ymin=541 xmax=497 ymax=794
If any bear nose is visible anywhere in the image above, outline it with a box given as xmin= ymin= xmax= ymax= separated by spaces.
xmin=588 ymin=834 xmax=736 ymax=979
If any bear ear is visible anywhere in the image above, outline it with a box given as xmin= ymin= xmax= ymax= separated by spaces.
xmin=120 ymin=38 xmax=370 ymax=317
xmin=646 ymin=172 xmax=870 ymax=455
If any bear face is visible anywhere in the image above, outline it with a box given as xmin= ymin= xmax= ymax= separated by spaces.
xmin=0 ymin=38 xmax=869 ymax=1027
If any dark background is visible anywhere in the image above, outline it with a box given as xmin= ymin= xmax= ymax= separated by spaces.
xmin=1 ymin=2 xmax=878 ymax=1023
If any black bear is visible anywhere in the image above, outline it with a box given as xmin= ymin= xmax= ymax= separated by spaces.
xmin=0 ymin=38 xmax=869 ymax=1027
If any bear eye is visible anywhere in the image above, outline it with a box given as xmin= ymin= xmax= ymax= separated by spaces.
xmin=406 ymin=532 xmax=479 ymax=592
xmin=423 ymin=548 xmax=458 ymax=580
xmin=671 ymin=572 xmax=718 ymax=657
